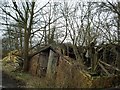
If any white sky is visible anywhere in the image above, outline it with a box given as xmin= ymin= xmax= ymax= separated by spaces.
xmin=0 ymin=0 xmax=118 ymax=40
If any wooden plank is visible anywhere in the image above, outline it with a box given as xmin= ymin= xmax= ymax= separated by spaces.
xmin=46 ymin=50 xmax=58 ymax=79
xmin=98 ymin=62 xmax=111 ymax=76
xmin=99 ymin=60 xmax=120 ymax=72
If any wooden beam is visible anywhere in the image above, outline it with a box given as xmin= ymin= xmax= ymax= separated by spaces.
xmin=98 ymin=62 xmax=111 ymax=76
xmin=99 ymin=60 xmax=120 ymax=72
xmin=46 ymin=50 xmax=58 ymax=79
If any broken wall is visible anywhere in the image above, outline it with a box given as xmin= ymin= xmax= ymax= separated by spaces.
xmin=55 ymin=56 xmax=120 ymax=88
xmin=29 ymin=51 xmax=49 ymax=77
xmin=56 ymin=56 xmax=92 ymax=88
xmin=29 ymin=54 xmax=39 ymax=76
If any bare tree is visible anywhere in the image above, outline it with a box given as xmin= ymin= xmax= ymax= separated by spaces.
xmin=1 ymin=0 xmax=46 ymax=71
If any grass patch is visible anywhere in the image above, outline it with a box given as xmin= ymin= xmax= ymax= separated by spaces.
xmin=2 ymin=61 xmax=53 ymax=88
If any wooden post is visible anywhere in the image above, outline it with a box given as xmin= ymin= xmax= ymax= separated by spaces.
xmin=103 ymin=47 xmax=107 ymax=62
xmin=116 ymin=51 xmax=120 ymax=70
xmin=46 ymin=50 xmax=58 ymax=79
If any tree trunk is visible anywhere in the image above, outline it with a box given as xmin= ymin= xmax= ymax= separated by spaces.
xmin=117 ymin=16 xmax=120 ymax=44
xmin=116 ymin=51 xmax=120 ymax=69
xmin=117 ymin=2 xmax=120 ymax=44
xmin=23 ymin=56 xmax=29 ymax=72
xmin=72 ymin=45 xmax=84 ymax=65
xmin=103 ymin=47 xmax=107 ymax=62
xmin=20 ymin=28 xmax=23 ymax=55
xmin=23 ymin=28 xmax=30 ymax=72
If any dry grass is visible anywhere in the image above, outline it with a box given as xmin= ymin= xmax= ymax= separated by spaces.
xmin=2 ymin=54 xmax=120 ymax=88
xmin=3 ymin=64 xmax=55 ymax=88
xmin=2 ymin=57 xmax=55 ymax=88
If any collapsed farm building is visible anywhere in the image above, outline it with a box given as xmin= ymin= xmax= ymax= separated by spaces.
xmin=28 ymin=43 xmax=120 ymax=88
xmin=3 ymin=43 xmax=120 ymax=88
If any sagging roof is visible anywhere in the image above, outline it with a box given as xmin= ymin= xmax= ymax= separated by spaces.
xmin=30 ymin=45 xmax=57 ymax=58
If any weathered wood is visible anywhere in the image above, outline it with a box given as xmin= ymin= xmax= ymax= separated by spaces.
xmin=98 ymin=62 xmax=111 ymax=76
xmin=39 ymin=52 xmax=49 ymax=77
xmin=103 ymin=47 xmax=107 ymax=62
xmin=46 ymin=50 xmax=58 ymax=79
xmin=116 ymin=50 xmax=120 ymax=70
xmin=99 ymin=60 xmax=120 ymax=72
xmin=93 ymin=53 xmax=99 ymax=71
xmin=72 ymin=45 xmax=83 ymax=65
xmin=51 ymin=47 xmax=73 ymax=65
xmin=30 ymin=45 xmax=51 ymax=58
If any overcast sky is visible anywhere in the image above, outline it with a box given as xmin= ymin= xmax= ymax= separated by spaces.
xmin=0 ymin=0 xmax=50 ymax=39
xmin=0 ymin=0 xmax=117 ymax=40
